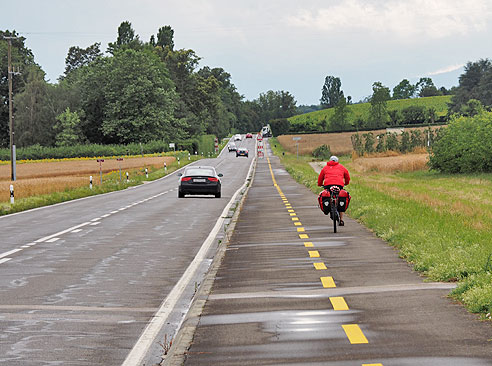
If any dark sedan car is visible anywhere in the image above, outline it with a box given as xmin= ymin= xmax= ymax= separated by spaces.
xmin=178 ymin=166 xmax=223 ymax=198
xmin=236 ymin=147 xmax=249 ymax=157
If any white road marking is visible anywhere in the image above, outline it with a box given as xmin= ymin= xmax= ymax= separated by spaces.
xmin=0 ymin=258 xmax=12 ymax=265
xmin=71 ymin=229 xmax=83 ymax=233
xmin=0 ymin=248 xmax=22 ymax=259
xmin=35 ymin=222 xmax=91 ymax=243
xmin=122 ymin=153 xmax=256 ymax=366
xmin=90 ymin=222 xmax=101 ymax=226
xmin=111 ymin=211 xmax=119 ymax=214
xmin=101 ymin=214 xmax=111 ymax=218
xmin=91 ymin=218 xmax=101 ymax=222
xmin=119 ymin=208 xmax=126 ymax=211
xmin=46 ymin=238 xmax=60 ymax=243
xmin=26 ymin=243 xmax=37 ymax=246
xmin=21 ymin=245 xmax=30 ymax=248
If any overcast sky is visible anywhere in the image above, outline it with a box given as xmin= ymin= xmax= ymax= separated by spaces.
xmin=3 ymin=0 xmax=492 ymax=105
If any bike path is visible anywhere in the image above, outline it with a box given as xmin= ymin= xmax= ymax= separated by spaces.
xmin=169 ymin=143 xmax=492 ymax=366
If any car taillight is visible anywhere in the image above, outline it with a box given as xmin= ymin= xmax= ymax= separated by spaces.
xmin=208 ymin=177 xmax=218 ymax=182
xmin=181 ymin=177 xmax=192 ymax=181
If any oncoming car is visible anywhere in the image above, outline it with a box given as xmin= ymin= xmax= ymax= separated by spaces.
xmin=236 ymin=147 xmax=249 ymax=157
xmin=245 ymin=133 xmax=253 ymax=139
xmin=234 ymin=134 xmax=242 ymax=141
xmin=178 ymin=166 xmax=223 ymax=198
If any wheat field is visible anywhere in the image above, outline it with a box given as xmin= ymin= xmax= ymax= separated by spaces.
xmin=0 ymin=156 xmax=175 ymax=202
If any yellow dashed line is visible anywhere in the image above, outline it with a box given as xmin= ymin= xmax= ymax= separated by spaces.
xmin=342 ymin=324 xmax=369 ymax=344
xmin=288 ymin=209 xmax=295 ymax=212
xmin=297 ymin=227 xmax=305 ymax=232
xmin=294 ymin=222 xmax=302 ymax=226
xmin=292 ymin=217 xmax=299 ymax=221
xmin=299 ymin=233 xmax=308 ymax=238
xmin=304 ymin=242 xmax=313 ymax=247
xmin=290 ymin=213 xmax=297 ymax=217
xmin=308 ymin=250 xmax=320 ymax=258
xmin=320 ymin=276 xmax=336 ymax=288
xmin=313 ymin=262 xmax=327 ymax=270
xmin=330 ymin=297 xmax=349 ymax=311
xmin=362 ymin=364 xmax=383 ymax=366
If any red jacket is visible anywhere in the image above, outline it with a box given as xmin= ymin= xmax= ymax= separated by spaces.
xmin=317 ymin=161 xmax=350 ymax=187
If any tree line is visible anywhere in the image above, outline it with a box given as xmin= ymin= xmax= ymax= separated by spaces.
xmin=0 ymin=24 xmax=298 ymax=150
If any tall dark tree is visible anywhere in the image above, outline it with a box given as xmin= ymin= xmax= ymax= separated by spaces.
xmin=64 ymin=42 xmax=102 ymax=76
xmin=0 ymin=30 xmax=38 ymax=147
xmin=156 ymin=26 xmax=174 ymax=50
xmin=392 ymin=79 xmax=416 ymax=99
xmin=449 ymin=59 xmax=492 ymax=113
xmin=320 ymin=76 xmax=344 ymax=109
xmin=330 ymin=96 xmax=351 ymax=131
xmin=107 ymin=21 xmax=142 ymax=54
xmin=256 ymin=90 xmax=297 ymax=122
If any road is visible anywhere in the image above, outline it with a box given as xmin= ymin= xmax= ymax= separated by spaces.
xmin=0 ymin=135 xmax=256 ymax=365
xmin=170 ymin=140 xmax=492 ymax=366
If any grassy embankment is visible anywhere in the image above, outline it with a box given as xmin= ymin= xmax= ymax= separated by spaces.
xmin=270 ymin=137 xmax=492 ymax=317
xmin=288 ymin=95 xmax=452 ymax=129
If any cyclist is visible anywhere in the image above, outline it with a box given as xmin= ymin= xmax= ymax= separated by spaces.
xmin=317 ymin=155 xmax=350 ymax=226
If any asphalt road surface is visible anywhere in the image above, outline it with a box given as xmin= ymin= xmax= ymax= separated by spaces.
xmin=0 ymin=135 xmax=256 ymax=365
xmin=174 ymin=140 xmax=492 ymax=366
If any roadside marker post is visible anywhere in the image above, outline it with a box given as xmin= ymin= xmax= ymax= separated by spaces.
xmin=89 ymin=176 xmax=93 ymax=190
xmin=10 ymin=184 xmax=14 ymax=204
xmin=164 ymin=162 xmax=167 ymax=173
xmin=178 ymin=157 xmax=180 ymax=167
xmin=292 ymin=137 xmax=301 ymax=159
xmin=97 ymin=159 xmax=104 ymax=184
xmin=145 ymin=168 xmax=148 ymax=179
xmin=188 ymin=153 xmax=190 ymax=161
xmin=117 ymin=158 xmax=123 ymax=182
xmin=126 ymin=172 xmax=129 ymax=183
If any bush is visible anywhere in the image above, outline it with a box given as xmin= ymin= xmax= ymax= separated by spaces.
xmin=312 ymin=144 xmax=331 ymax=159
xmin=429 ymin=111 xmax=492 ymax=173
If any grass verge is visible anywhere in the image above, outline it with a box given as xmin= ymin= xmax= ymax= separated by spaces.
xmin=270 ymin=137 xmax=492 ymax=318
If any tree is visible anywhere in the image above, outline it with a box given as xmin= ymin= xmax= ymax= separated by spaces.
xmin=256 ymin=90 xmax=297 ymax=122
xmin=107 ymin=21 xmax=142 ymax=54
xmin=0 ymin=30 xmax=37 ymax=147
xmin=449 ymin=59 xmax=492 ymax=113
xmin=156 ymin=26 xmax=174 ymax=50
xmin=392 ymin=79 xmax=415 ymax=99
xmin=330 ymin=96 xmax=351 ymax=131
xmin=416 ymin=77 xmax=440 ymax=97
xmin=320 ymin=76 xmax=344 ymax=109
xmin=53 ymin=108 xmax=84 ymax=146
xmin=367 ymin=82 xmax=390 ymax=128
xmin=64 ymin=42 xmax=102 ymax=76
xmin=14 ymin=66 xmax=57 ymax=147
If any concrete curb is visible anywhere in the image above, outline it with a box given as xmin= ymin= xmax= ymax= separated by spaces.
xmin=162 ymin=156 xmax=258 ymax=366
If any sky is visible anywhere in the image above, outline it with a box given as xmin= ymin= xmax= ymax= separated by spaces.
xmin=3 ymin=0 xmax=492 ymax=105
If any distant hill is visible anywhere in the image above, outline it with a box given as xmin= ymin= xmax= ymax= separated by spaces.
xmin=288 ymin=95 xmax=452 ymax=133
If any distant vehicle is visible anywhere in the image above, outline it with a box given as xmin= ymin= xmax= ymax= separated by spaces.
xmin=245 ymin=133 xmax=253 ymax=139
xmin=236 ymin=147 xmax=249 ymax=157
xmin=228 ymin=142 xmax=237 ymax=152
xmin=178 ymin=166 xmax=223 ymax=198
xmin=261 ymin=125 xmax=272 ymax=137
xmin=234 ymin=134 xmax=242 ymax=141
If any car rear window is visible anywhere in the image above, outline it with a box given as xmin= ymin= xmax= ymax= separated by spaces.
xmin=185 ymin=168 xmax=215 ymax=176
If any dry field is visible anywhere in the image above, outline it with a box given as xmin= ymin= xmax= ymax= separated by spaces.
xmin=0 ymin=156 xmax=175 ymax=202
xmin=351 ymin=153 xmax=429 ymax=173
xmin=277 ymin=126 xmax=442 ymax=156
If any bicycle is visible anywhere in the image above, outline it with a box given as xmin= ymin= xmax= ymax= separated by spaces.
xmin=328 ymin=186 xmax=341 ymax=233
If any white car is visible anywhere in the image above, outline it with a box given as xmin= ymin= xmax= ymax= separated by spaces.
xmin=234 ymin=134 xmax=242 ymax=141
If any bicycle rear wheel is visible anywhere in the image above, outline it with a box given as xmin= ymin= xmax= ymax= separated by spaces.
xmin=331 ymin=204 xmax=337 ymax=233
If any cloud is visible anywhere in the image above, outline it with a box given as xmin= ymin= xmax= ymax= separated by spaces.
xmin=286 ymin=0 xmax=492 ymax=39
xmin=427 ymin=63 xmax=465 ymax=76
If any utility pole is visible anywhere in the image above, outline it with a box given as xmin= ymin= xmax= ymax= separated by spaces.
xmin=4 ymin=36 xmax=19 ymax=181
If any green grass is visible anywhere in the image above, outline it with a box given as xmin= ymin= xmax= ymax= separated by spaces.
xmin=0 ymin=154 xmax=201 ymax=216
xmin=289 ymin=95 xmax=452 ymax=130
xmin=270 ymin=137 xmax=492 ymax=317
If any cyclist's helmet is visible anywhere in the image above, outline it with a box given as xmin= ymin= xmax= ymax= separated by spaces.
xmin=329 ymin=155 xmax=339 ymax=162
